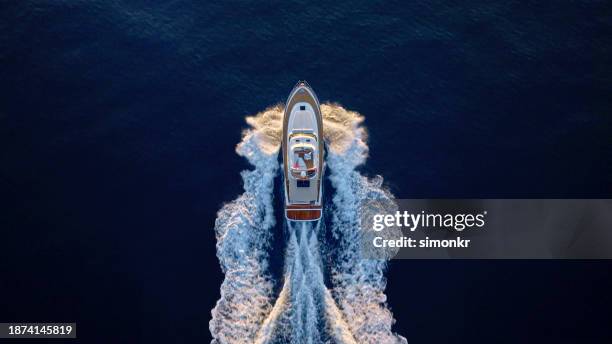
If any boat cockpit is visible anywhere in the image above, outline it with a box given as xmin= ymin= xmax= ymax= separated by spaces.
xmin=289 ymin=132 xmax=318 ymax=180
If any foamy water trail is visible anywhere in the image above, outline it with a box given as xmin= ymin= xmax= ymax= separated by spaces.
xmin=209 ymin=122 xmax=279 ymax=344
xmin=212 ymin=104 xmax=405 ymax=343
xmin=255 ymin=220 xmax=357 ymax=344
xmin=326 ymin=108 xmax=407 ymax=344
xmin=289 ymin=222 xmax=321 ymax=343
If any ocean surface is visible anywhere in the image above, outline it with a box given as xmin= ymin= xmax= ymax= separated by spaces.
xmin=1 ymin=1 xmax=612 ymax=343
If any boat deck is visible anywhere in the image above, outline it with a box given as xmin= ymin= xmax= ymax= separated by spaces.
xmin=282 ymin=83 xmax=324 ymax=209
xmin=285 ymin=204 xmax=322 ymax=221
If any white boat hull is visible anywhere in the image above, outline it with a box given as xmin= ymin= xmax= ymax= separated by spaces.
xmin=282 ymin=81 xmax=324 ymax=221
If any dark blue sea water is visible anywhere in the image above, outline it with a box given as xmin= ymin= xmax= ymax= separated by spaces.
xmin=1 ymin=1 xmax=612 ymax=343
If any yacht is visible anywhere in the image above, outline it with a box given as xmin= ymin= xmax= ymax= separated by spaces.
xmin=282 ymin=81 xmax=324 ymax=221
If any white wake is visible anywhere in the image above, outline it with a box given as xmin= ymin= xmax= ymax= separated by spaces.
xmin=255 ymin=221 xmax=358 ymax=344
xmin=326 ymin=108 xmax=407 ymax=344
xmin=210 ymin=104 xmax=405 ymax=344
xmin=209 ymin=123 xmax=278 ymax=344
